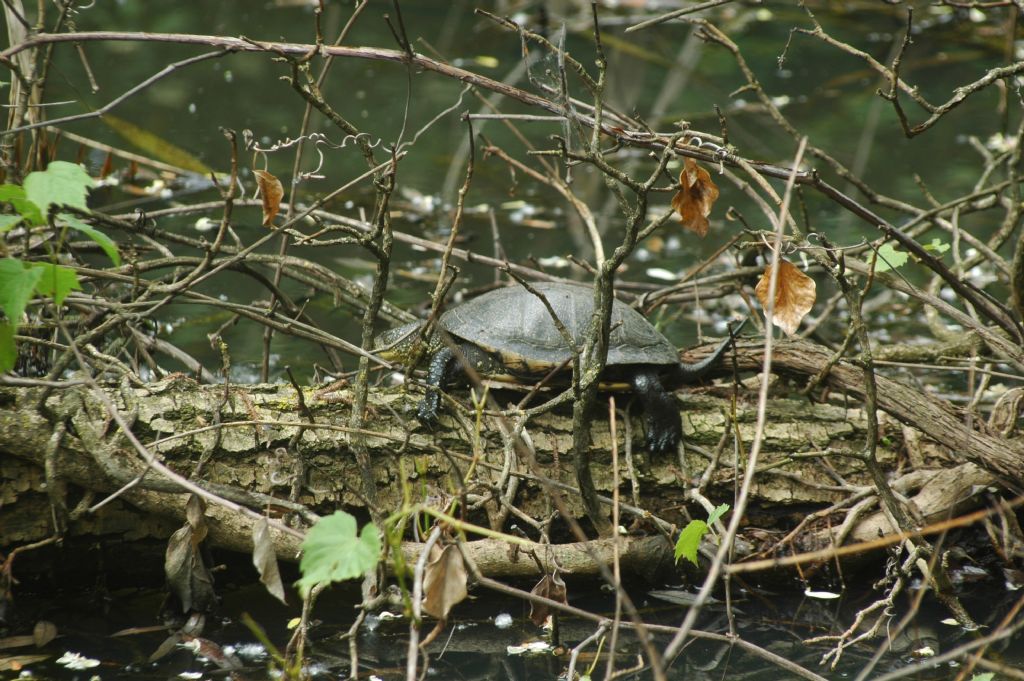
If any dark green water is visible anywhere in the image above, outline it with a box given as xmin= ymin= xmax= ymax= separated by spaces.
xmin=41 ymin=0 xmax=1013 ymax=380
xmin=9 ymin=555 xmax=1021 ymax=681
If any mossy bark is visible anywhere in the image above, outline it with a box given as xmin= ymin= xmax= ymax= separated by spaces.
xmin=1 ymin=340 xmax=1017 ymax=578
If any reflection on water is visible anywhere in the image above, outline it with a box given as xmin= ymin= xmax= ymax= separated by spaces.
xmin=9 ymin=567 xmax=1022 ymax=680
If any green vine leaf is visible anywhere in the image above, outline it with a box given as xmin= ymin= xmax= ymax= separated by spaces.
xmin=61 ymin=214 xmax=121 ymax=266
xmin=23 ymin=161 xmax=94 ymax=214
xmin=0 ymin=258 xmax=44 ymax=322
xmin=0 ymin=259 xmax=81 ymax=371
xmin=874 ymin=243 xmax=908 ymax=273
xmin=296 ymin=511 xmax=380 ymax=597
xmin=675 ymin=520 xmax=709 ymax=567
xmin=31 ymin=263 xmax=82 ymax=307
xmin=706 ymin=503 xmax=730 ymax=528
xmin=0 ymin=184 xmax=44 ymax=226
xmin=0 ymin=322 xmax=15 ymax=373
xmin=0 ymin=215 xmax=24 ymax=232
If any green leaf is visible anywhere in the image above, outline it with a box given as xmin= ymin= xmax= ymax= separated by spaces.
xmin=60 ymin=214 xmax=121 ymax=266
xmin=674 ymin=520 xmax=709 ymax=566
xmin=0 ymin=258 xmax=44 ymax=322
xmin=296 ymin=511 xmax=380 ymax=597
xmin=23 ymin=161 xmax=94 ymax=214
xmin=30 ymin=262 xmax=81 ymax=307
xmin=0 ymin=184 xmax=44 ymax=225
xmin=102 ymin=114 xmax=214 ymax=175
xmin=706 ymin=503 xmax=730 ymax=528
xmin=924 ymin=238 xmax=950 ymax=254
xmin=968 ymin=674 xmax=994 ymax=681
xmin=0 ymin=184 xmax=26 ymax=201
xmin=0 ymin=321 xmax=15 ymax=372
xmin=0 ymin=214 xmax=24 ymax=232
xmin=874 ymin=243 xmax=908 ymax=273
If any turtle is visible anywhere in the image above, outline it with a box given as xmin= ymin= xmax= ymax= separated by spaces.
xmin=374 ymin=281 xmax=744 ymax=454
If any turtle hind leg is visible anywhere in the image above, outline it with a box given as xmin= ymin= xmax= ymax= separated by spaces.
xmin=630 ymin=369 xmax=682 ymax=454
xmin=417 ymin=343 xmax=497 ymax=424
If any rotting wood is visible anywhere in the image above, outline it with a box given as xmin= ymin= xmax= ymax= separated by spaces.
xmin=1 ymin=340 xmax=1018 ymax=577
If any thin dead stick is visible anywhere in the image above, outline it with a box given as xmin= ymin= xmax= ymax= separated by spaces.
xmin=1 ymin=31 xmax=616 ymax=128
xmin=567 ymin=621 xmax=609 ymax=681
xmin=3 ymin=49 xmax=229 ymax=136
xmin=662 ymin=136 xmax=808 ymax=662
xmin=53 ymin=319 xmax=306 ymax=540
xmin=868 ymin=603 xmax=1024 ymax=681
xmin=466 ymin=113 xmax=567 ymax=121
xmin=54 ymin=127 xmax=205 ymax=175
xmin=466 ymin=567 xmax=829 ymax=681
xmin=483 ymin=142 xmax=604 ymax=264
xmin=727 ymin=494 xmax=1024 ymax=574
xmin=604 ymin=395 xmax=622 ymax=681
xmin=0 ymin=30 xmax=770 ymax=178
xmin=625 ymin=0 xmax=735 ymax=33
xmin=406 ymin=526 xmax=441 ymax=681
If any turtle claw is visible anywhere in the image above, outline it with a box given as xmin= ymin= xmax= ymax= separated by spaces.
xmin=416 ymin=396 xmax=440 ymax=427
xmin=645 ymin=417 xmax=681 ymax=454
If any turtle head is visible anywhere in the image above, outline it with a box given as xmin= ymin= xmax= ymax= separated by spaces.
xmin=374 ymin=320 xmax=432 ymax=363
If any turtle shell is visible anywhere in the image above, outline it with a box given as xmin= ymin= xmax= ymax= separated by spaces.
xmin=438 ymin=282 xmax=678 ymax=376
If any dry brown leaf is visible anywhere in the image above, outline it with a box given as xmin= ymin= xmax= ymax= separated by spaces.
xmin=670 ymin=157 xmax=719 ymax=237
xmin=164 ymin=494 xmax=216 ymax=615
xmin=32 ymin=621 xmax=56 ymax=648
xmin=254 ymin=169 xmax=283 ymax=227
xmin=421 ymin=544 xmax=468 ymax=620
xmin=252 ymin=517 xmax=287 ymax=606
xmin=148 ymin=633 xmax=182 ymax=663
xmin=0 ymin=655 xmax=50 ymax=671
xmin=754 ymin=259 xmax=817 ymax=336
xmin=528 ymin=573 xmax=567 ymax=626
xmin=180 ymin=634 xmax=244 ymax=671
xmin=0 ymin=636 xmax=36 ymax=650
xmin=185 ymin=493 xmax=207 ymax=542
xmin=419 ymin=619 xmax=447 ymax=648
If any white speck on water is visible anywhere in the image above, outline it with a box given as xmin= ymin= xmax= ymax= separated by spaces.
xmin=56 ymin=652 xmax=101 ymax=670
xmin=232 ymin=643 xmax=267 ymax=660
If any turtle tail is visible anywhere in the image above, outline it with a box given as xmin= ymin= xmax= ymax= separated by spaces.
xmin=670 ymin=318 xmax=747 ymax=385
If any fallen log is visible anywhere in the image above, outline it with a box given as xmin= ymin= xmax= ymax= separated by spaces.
xmin=1 ymin=340 xmax=1016 ymax=579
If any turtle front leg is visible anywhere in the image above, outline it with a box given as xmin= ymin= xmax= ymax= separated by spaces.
xmin=418 ymin=346 xmax=457 ymax=423
xmin=417 ymin=343 xmax=495 ymax=424
xmin=630 ymin=369 xmax=682 ymax=454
